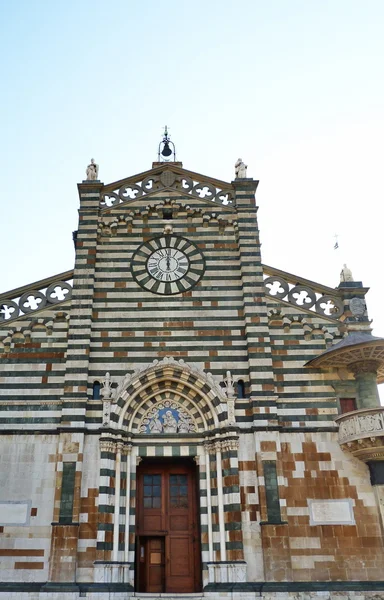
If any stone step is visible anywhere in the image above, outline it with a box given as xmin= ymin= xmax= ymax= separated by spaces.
xmin=133 ymin=595 xmax=204 ymax=599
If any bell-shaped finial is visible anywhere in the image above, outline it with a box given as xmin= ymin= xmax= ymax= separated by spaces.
xmin=158 ymin=126 xmax=176 ymax=162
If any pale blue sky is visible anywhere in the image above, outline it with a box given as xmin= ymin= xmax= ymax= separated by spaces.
xmin=1 ymin=1 xmax=384 ymax=385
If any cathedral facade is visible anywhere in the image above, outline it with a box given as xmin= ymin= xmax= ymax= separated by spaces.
xmin=1 ymin=154 xmax=384 ymax=600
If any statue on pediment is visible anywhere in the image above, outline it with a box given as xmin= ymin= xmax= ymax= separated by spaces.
xmin=340 ymin=264 xmax=354 ymax=283
xmin=86 ymin=158 xmax=99 ymax=181
xmin=235 ymin=158 xmax=247 ymax=179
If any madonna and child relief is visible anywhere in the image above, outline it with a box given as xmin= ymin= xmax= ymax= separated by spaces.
xmin=139 ymin=401 xmax=196 ymax=434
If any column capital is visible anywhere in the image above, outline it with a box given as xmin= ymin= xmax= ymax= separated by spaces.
xmin=99 ymin=439 xmax=117 ymax=453
xmin=350 ymin=360 xmax=380 ymax=376
xmin=221 ymin=438 xmax=240 ymax=452
xmin=122 ymin=443 xmax=133 ymax=456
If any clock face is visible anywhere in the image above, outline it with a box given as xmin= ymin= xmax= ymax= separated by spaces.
xmin=147 ymin=247 xmax=189 ymax=282
xmin=131 ymin=235 xmax=205 ymax=295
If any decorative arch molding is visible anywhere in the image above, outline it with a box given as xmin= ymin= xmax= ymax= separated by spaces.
xmin=111 ymin=357 xmax=228 ymax=433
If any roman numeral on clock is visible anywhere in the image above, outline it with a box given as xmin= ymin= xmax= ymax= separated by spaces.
xmin=132 ymin=235 xmax=205 ymax=295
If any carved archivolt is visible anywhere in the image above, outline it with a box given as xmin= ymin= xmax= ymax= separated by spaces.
xmin=106 ymin=357 xmax=229 ymax=433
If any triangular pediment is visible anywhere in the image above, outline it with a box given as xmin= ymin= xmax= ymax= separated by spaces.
xmin=100 ymin=163 xmax=236 ymax=214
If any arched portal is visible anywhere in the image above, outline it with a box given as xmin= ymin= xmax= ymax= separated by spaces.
xmin=98 ymin=358 xmax=245 ymax=590
xmin=112 ymin=356 xmax=227 ymax=433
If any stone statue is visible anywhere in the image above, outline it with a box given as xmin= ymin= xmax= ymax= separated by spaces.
xmin=101 ymin=372 xmax=113 ymax=399
xmin=86 ymin=158 xmax=99 ymax=181
xmin=148 ymin=409 xmax=163 ymax=433
xmin=223 ymin=370 xmax=236 ymax=398
xmin=340 ymin=264 xmax=354 ymax=283
xmin=162 ymin=410 xmax=178 ymax=433
xmin=235 ymin=158 xmax=247 ymax=179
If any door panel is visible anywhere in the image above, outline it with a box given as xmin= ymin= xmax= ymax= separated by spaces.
xmin=136 ymin=460 xmax=201 ymax=592
xmin=169 ymin=536 xmax=191 ymax=575
xmin=169 ymin=515 xmax=189 ymax=531
xmin=147 ymin=538 xmax=164 ymax=593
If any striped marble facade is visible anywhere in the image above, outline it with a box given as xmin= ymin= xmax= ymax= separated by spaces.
xmin=1 ymin=161 xmax=384 ymax=599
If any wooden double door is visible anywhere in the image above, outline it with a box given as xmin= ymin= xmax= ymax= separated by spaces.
xmin=136 ymin=459 xmax=201 ymax=593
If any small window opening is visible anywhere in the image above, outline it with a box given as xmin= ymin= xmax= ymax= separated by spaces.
xmin=237 ymin=379 xmax=246 ymax=398
xmin=92 ymin=381 xmax=101 ymax=400
xmin=263 ymin=461 xmax=282 ymax=524
xmin=163 ymin=208 xmax=173 ymax=220
xmin=59 ymin=462 xmax=76 ymax=524
xmin=340 ymin=397 xmax=356 ymax=414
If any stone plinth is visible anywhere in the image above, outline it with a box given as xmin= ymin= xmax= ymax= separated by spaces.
xmin=207 ymin=561 xmax=247 ymax=583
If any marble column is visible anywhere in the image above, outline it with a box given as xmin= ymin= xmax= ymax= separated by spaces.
xmin=215 ymin=441 xmax=226 ymax=561
xmin=204 ymin=445 xmax=214 ymax=562
xmin=112 ymin=441 xmax=124 ymax=562
xmin=350 ymin=360 xmax=381 ymax=409
xmin=124 ymin=445 xmax=132 ymax=563
xmin=98 ymin=438 xmax=118 ymax=561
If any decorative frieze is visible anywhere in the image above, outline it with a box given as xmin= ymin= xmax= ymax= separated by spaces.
xmin=101 ymin=168 xmax=235 ymax=208
xmin=337 ymin=407 xmax=384 ymax=443
xmin=264 ymin=275 xmax=344 ymax=319
xmin=0 ymin=279 xmax=73 ymax=322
